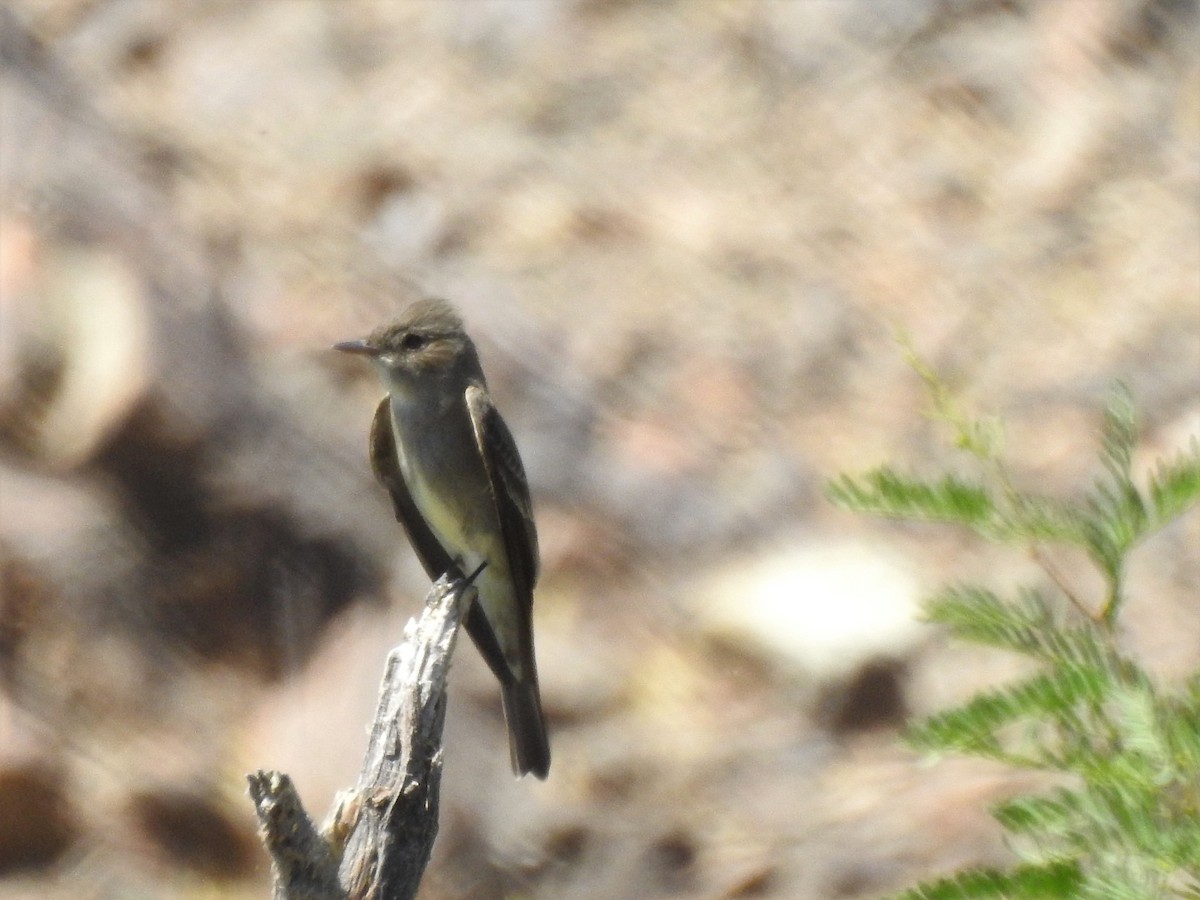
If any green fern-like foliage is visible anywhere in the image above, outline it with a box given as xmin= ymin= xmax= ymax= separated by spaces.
xmin=828 ymin=380 xmax=1200 ymax=899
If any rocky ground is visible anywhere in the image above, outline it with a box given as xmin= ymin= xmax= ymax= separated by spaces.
xmin=1 ymin=1 xmax=1198 ymax=898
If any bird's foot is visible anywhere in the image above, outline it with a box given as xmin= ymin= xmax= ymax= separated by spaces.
xmin=464 ymin=560 xmax=488 ymax=586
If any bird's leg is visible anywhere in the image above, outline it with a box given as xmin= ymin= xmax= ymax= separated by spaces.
xmin=464 ymin=560 xmax=489 ymax=586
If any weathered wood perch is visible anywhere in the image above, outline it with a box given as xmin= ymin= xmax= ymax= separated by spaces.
xmin=248 ymin=573 xmax=475 ymax=900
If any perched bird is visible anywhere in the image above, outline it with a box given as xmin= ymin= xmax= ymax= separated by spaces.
xmin=335 ymin=299 xmax=550 ymax=778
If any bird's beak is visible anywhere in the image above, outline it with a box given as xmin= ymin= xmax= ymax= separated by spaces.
xmin=333 ymin=339 xmax=381 ymax=357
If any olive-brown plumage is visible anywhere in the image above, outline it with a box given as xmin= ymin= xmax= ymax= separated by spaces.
xmin=336 ymin=299 xmax=549 ymax=778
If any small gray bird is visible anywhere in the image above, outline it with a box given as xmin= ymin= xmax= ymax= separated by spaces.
xmin=336 ymin=299 xmax=550 ymax=779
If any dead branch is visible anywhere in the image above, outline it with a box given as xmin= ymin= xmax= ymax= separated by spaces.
xmin=248 ymin=573 xmax=474 ymax=900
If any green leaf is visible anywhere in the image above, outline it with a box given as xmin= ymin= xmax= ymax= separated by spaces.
xmin=828 ymin=374 xmax=1200 ymax=898
xmin=922 ymin=589 xmax=1141 ymax=681
xmin=922 ymin=586 xmax=1053 ymax=653
xmin=993 ymin=789 xmax=1082 ymax=837
xmin=895 ymin=860 xmax=1083 ymax=899
xmin=1084 ymin=479 xmax=1145 ymax=562
xmin=1098 ymin=384 xmax=1139 ymax=485
xmin=826 ymin=469 xmax=995 ymax=525
xmin=897 ymin=337 xmax=1006 ymax=462
xmin=907 ymin=666 xmax=1111 ymax=765
xmin=1146 ymin=441 xmax=1200 ymax=531
xmin=993 ymin=492 xmax=1089 ymax=545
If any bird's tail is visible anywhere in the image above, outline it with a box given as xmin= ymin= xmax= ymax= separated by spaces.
xmin=501 ymin=677 xmax=550 ymax=779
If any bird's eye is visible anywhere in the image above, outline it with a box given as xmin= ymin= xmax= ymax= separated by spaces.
xmin=400 ymin=333 xmax=427 ymax=351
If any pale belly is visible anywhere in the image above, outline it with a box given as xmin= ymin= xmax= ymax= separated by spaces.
xmin=393 ymin=419 xmax=523 ymax=671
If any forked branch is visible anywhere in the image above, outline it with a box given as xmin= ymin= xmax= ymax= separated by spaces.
xmin=248 ymin=574 xmax=475 ymax=900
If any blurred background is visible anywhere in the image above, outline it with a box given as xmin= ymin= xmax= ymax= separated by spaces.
xmin=1 ymin=0 xmax=1198 ymax=897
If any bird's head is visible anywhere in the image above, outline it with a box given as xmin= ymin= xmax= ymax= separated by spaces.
xmin=335 ymin=299 xmax=480 ymax=391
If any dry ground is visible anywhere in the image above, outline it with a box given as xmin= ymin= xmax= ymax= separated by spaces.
xmin=1 ymin=1 xmax=1197 ymax=898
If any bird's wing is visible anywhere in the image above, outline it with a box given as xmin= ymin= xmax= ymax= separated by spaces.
xmin=369 ymin=396 xmax=455 ymax=581
xmin=370 ymin=395 xmax=512 ymax=684
xmin=464 ymin=383 xmax=540 ymax=599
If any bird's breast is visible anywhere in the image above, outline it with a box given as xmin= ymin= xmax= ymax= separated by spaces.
xmin=389 ymin=393 xmax=525 ymax=674
xmin=390 ymin=397 xmax=497 ymax=560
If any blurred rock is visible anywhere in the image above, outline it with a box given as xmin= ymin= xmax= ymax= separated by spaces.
xmin=0 ymin=237 xmax=150 ymax=468
xmin=817 ymin=657 xmax=910 ymax=734
xmin=358 ymin=170 xmax=449 ymax=264
xmin=0 ymin=759 xmax=76 ymax=873
xmin=1 ymin=5 xmax=387 ymax=690
xmin=126 ymin=786 xmax=258 ymax=880
xmin=695 ymin=538 xmax=924 ymax=681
